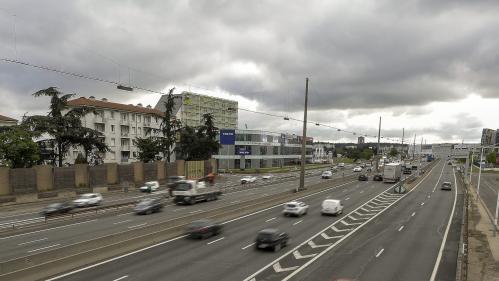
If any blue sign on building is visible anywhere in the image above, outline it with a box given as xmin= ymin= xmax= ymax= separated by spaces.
xmin=237 ymin=147 xmax=251 ymax=155
xmin=220 ymin=129 xmax=236 ymax=145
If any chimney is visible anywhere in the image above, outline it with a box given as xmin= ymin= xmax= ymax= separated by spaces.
xmin=89 ymin=96 xmax=95 ymax=100
xmin=146 ymin=105 xmax=152 ymax=109
xmin=101 ymin=98 xmax=108 ymax=102
xmin=137 ymin=103 xmax=143 ymax=107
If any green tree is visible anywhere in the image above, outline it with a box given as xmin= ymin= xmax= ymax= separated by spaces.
xmin=159 ymin=88 xmax=182 ymax=162
xmin=74 ymin=153 xmax=88 ymax=164
xmin=176 ymin=113 xmax=220 ymax=161
xmin=134 ymin=137 xmax=161 ymax=162
xmin=360 ymin=148 xmax=374 ymax=160
xmin=22 ymin=87 xmax=108 ymax=166
xmin=486 ymin=151 xmax=496 ymax=164
xmin=388 ymin=147 xmax=399 ymax=157
xmin=176 ymin=126 xmax=199 ymax=160
xmin=0 ymin=126 xmax=40 ymax=168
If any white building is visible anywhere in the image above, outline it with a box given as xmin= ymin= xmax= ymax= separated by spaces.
xmin=66 ymin=96 xmax=163 ymax=164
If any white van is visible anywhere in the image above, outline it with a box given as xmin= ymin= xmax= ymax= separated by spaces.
xmin=321 ymin=199 xmax=343 ymax=216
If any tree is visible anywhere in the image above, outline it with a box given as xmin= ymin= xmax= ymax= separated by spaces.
xmin=134 ymin=137 xmax=161 ymax=162
xmin=74 ymin=153 xmax=87 ymax=164
xmin=77 ymin=129 xmax=110 ymax=163
xmin=360 ymin=148 xmax=374 ymax=160
xmin=486 ymin=151 xmax=496 ymax=164
xmin=176 ymin=113 xmax=220 ymax=161
xmin=22 ymin=87 xmax=108 ymax=166
xmin=159 ymin=88 xmax=182 ymax=162
xmin=0 ymin=126 xmax=40 ymax=168
xmin=388 ymin=147 xmax=399 ymax=157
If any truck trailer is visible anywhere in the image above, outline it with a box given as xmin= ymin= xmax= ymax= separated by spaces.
xmin=383 ymin=163 xmax=402 ymax=183
xmin=172 ymin=179 xmax=221 ymax=205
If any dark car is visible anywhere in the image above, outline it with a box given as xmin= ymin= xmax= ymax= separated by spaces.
xmin=186 ymin=219 xmax=223 ymax=239
xmin=373 ymin=174 xmax=383 ymax=181
xmin=255 ymin=228 xmax=289 ymax=252
xmin=403 ymin=168 xmax=412 ymax=175
xmin=441 ymin=182 xmax=452 ymax=191
xmin=411 ymin=165 xmax=418 ymax=170
xmin=134 ymin=198 xmax=163 ymax=215
xmin=41 ymin=202 xmax=74 ymax=217
xmin=358 ymin=174 xmax=368 ymax=181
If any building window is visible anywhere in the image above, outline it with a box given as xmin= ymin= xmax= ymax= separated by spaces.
xmin=132 ymin=127 xmax=136 ymax=134
xmin=111 ymin=125 xmax=115 ymax=132
xmin=132 ymin=151 xmax=137 ymax=158
xmin=131 ymin=114 xmax=135 ymax=122
xmin=137 ymin=115 xmax=141 ymax=122
xmin=110 ymin=111 xmax=115 ymax=119
xmin=109 ymin=151 xmax=116 ymax=160
xmin=111 ymin=138 xmax=115 ymax=146
xmin=273 ymin=146 xmax=279 ymax=155
xmin=155 ymin=116 xmax=158 ymax=123
xmin=121 ymin=113 xmax=128 ymax=121
xmin=138 ymin=127 xmax=142 ymax=135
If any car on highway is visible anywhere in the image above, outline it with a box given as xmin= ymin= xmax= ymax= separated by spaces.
xmin=186 ymin=219 xmax=223 ymax=239
xmin=139 ymin=181 xmax=160 ymax=193
xmin=41 ymin=202 xmax=74 ymax=216
xmin=282 ymin=201 xmax=309 ymax=217
xmin=337 ymin=163 xmax=345 ymax=168
xmin=321 ymin=199 xmax=343 ymax=216
xmin=134 ymin=198 xmax=163 ymax=215
xmin=403 ymin=168 xmax=412 ymax=175
xmin=241 ymin=176 xmax=257 ymax=184
xmin=411 ymin=165 xmax=418 ymax=170
xmin=353 ymin=166 xmax=362 ymax=172
xmin=255 ymin=229 xmax=289 ymax=252
xmin=167 ymin=176 xmax=186 ymax=196
xmin=261 ymin=174 xmax=274 ymax=180
xmin=358 ymin=174 xmax=368 ymax=181
xmin=73 ymin=193 xmax=103 ymax=207
xmin=321 ymin=170 xmax=333 ymax=179
xmin=373 ymin=174 xmax=383 ymax=181
xmin=441 ymin=182 xmax=452 ymax=191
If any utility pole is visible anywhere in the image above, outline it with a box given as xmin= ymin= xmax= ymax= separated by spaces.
xmin=298 ymin=78 xmax=309 ymax=192
xmin=469 ymin=148 xmax=474 ymax=183
xmin=401 ymin=128 xmax=405 ymax=159
xmin=412 ymin=134 xmax=416 ymax=160
xmin=376 ymin=117 xmax=381 ymax=172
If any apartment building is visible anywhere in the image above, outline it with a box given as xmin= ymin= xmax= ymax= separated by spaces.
xmin=0 ymin=114 xmax=17 ymax=127
xmin=155 ymin=91 xmax=238 ymax=129
xmin=66 ymin=96 xmax=163 ymax=164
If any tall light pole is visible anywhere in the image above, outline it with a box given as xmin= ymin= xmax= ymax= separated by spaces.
xmin=469 ymin=148 xmax=474 ymax=184
xmin=298 ymin=78 xmax=309 ymax=192
xmin=376 ymin=117 xmax=381 ymax=172
xmin=401 ymin=128 xmax=405 ymax=159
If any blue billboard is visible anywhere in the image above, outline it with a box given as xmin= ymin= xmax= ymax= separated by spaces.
xmin=220 ymin=129 xmax=235 ymax=145
xmin=237 ymin=147 xmax=251 ymax=155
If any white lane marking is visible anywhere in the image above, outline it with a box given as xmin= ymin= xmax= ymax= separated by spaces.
xmin=398 ymin=225 xmax=404 ymax=232
xmin=340 ymin=220 xmax=362 ymax=226
xmin=421 ymin=202 xmax=425 ymax=206
xmin=293 ymin=250 xmax=316 ymax=259
xmin=428 ymin=195 xmax=431 ymax=198
xmin=112 ymin=275 xmax=128 ymax=281
xmin=242 ymin=242 xmax=255 ymax=250
xmin=321 ymin=233 xmax=344 ymax=240
xmin=27 ymin=243 xmax=60 ymax=253
xmin=18 ymin=237 xmax=48 ymax=246
xmin=113 ymin=220 xmax=132 ymax=225
xmin=342 ymin=189 xmax=347 ymax=192
xmin=293 ymin=220 xmax=303 ymax=226
xmin=265 ymin=217 xmax=276 ymax=222
xmin=345 ymin=197 xmax=350 ymax=201
xmin=411 ymin=212 xmax=416 ymax=217
xmin=360 ymin=190 xmax=364 ymax=194
xmin=0 ymin=219 xmax=98 ymax=240
xmin=189 ymin=209 xmax=203 ymax=214
xmin=117 ymin=213 xmax=132 ymax=217
xmin=430 ymin=165 xmax=458 ymax=281
xmin=273 ymin=262 xmax=299 ymax=273
xmin=308 ymin=240 xmax=332 ymax=248
xmin=127 ymin=223 xmax=147 ymax=229
xmin=207 ymin=237 xmax=225 ymax=245
xmin=173 ymin=208 xmax=186 ymax=212
xmin=375 ymin=248 xmax=384 ymax=258
xmin=331 ymin=225 xmax=352 ymax=232
xmin=231 ymin=200 xmax=241 ymax=204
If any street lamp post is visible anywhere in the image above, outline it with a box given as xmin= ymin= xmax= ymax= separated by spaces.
xmin=298 ymin=78 xmax=309 ymax=192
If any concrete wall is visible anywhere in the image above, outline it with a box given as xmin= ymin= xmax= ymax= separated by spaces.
xmin=35 ymin=165 xmax=53 ymax=192
xmin=177 ymin=160 xmax=185 ymax=177
xmin=133 ymin=162 xmax=144 ymax=185
xmin=74 ymin=164 xmax=89 ymax=188
xmin=0 ymin=167 xmax=10 ymax=196
xmin=106 ymin=163 xmax=118 ymax=184
xmin=157 ymin=161 xmax=166 ymax=181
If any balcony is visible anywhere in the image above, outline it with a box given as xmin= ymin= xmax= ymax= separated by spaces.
xmin=120 ymin=132 xmax=130 ymax=137
xmin=121 ymin=145 xmax=130 ymax=151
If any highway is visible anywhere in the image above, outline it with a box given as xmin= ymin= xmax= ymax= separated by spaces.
xmin=0 ymin=167 xmax=356 ymax=262
xmin=46 ymin=165 xmax=428 ymax=281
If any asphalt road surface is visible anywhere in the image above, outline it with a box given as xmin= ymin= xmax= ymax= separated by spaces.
xmin=471 ymin=172 xmax=498 ymax=220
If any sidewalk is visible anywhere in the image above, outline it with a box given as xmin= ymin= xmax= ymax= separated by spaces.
xmin=467 ymin=183 xmax=499 ymax=281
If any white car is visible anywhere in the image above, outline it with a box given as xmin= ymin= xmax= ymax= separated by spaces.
xmin=262 ymin=174 xmax=274 ymax=180
xmin=338 ymin=163 xmax=345 ymax=168
xmin=283 ymin=201 xmax=309 ymax=217
xmin=139 ymin=181 xmax=160 ymax=192
xmin=321 ymin=171 xmax=333 ymax=179
xmin=353 ymin=166 xmax=362 ymax=172
xmin=241 ymin=176 xmax=257 ymax=184
xmin=73 ymin=193 xmax=103 ymax=207
xmin=321 ymin=199 xmax=343 ymax=216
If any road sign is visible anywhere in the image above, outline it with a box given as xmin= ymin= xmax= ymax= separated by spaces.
xmin=394 ymin=183 xmax=407 ymax=194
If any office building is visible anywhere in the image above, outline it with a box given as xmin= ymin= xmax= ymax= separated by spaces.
xmin=481 ymin=128 xmax=495 ymax=146
xmin=155 ymin=91 xmax=238 ymax=129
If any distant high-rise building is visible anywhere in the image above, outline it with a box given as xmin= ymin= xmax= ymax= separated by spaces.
xmin=357 ymin=136 xmax=365 ymax=144
xmin=481 ymin=128 xmax=495 ymax=145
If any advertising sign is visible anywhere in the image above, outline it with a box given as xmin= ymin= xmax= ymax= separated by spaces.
xmin=220 ymin=129 xmax=236 ymax=145
xmin=237 ymin=147 xmax=251 ymax=155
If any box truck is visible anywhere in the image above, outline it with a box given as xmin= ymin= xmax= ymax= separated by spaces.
xmin=383 ymin=163 xmax=402 ymax=183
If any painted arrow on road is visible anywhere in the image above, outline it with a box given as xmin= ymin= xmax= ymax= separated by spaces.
xmin=293 ymin=250 xmax=317 ymax=259
xmin=308 ymin=240 xmax=332 ymax=248
xmin=273 ymin=262 xmax=299 ymax=273
xmin=321 ymin=232 xmax=344 ymax=240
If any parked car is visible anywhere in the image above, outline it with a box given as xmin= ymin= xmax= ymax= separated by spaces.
xmin=321 ymin=171 xmax=333 ymax=179
xmin=403 ymin=168 xmax=412 ymax=175
xmin=255 ymin=229 xmax=289 ymax=252
xmin=186 ymin=219 xmax=223 ymax=239
xmin=373 ymin=174 xmax=383 ymax=181
xmin=441 ymin=182 xmax=452 ymax=191
xmin=139 ymin=181 xmax=160 ymax=193
xmin=134 ymin=198 xmax=163 ymax=215
xmin=241 ymin=176 xmax=257 ymax=184
xmin=73 ymin=193 xmax=102 ymax=207
xmin=321 ymin=199 xmax=343 ymax=216
xmin=41 ymin=202 xmax=74 ymax=216
xmin=353 ymin=166 xmax=362 ymax=172
xmin=262 ymin=174 xmax=274 ymax=180
xmin=283 ymin=201 xmax=309 ymax=217
xmin=358 ymin=174 xmax=368 ymax=181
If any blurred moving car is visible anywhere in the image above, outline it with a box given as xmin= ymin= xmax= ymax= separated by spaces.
xmin=283 ymin=201 xmax=309 ymax=217
xmin=411 ymin=165 xmax=418 ymax=170
xmin=241 ymin=176 xmax=257 ymax=184
xmin=373 ymin=174 xmax=383 ymax=181
xmin=255 ymin=229 xmax=289 ymax=252
xmin=262 ymin=174 xmax=274 ymax=180
xmin=73 ymin=193 xmax=102 ymax=207
xmin=134 ymin=198 xmax=163 ymax=215
xmin=186 ymin=219 xmax=223 ymax=239
xmin=358 ymin=174 xmax=368 ymax=181
xmin=167 ymin=176 xmax=186 ymax=196
xmin=139 ymin=181 xmax=160 ymax=193
xmin=41 ymin=202 xmax=74 ymax=216
xmin=321 ymin=171 xmax=333 ymax=179
xmin=338 ymin=163 xmax=345 ymax=168
xmin=321 ymin=199 xmax=343 ymax=216
xmin=353 ymin=166 xmax=362 ymax=172
xmin=441 ymin=182 xmax=452 ymax=191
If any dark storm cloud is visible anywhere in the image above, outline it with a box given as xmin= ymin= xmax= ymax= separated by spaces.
xmin=0 ymin=0 xmax=497 ymax=142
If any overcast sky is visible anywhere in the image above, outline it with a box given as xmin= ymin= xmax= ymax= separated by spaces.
xmin=1 ymin=0 xmax=498 ymax=143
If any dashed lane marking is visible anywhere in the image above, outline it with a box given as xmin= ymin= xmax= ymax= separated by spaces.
xmin=207 ymin=237 xmax=225 ymax=245
xmin=18 ymin=237 xmax=48 ymax=246
xmin=293 ymin=220 xmax=303 ymax=226
xmin=398 ymin=225 xmax=404 ymax=232
xmin=241 ymin=243 xmax=255 ymax=250
xmin=112 ymin=275 xmax=129 ymax=281
xmin=375 ymin=248 xmax=384 ymax=258
xmin=265 ymin=217 xmax=276 ymax=222
xmin=27 ymin=243 xmax=60 ymax=253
